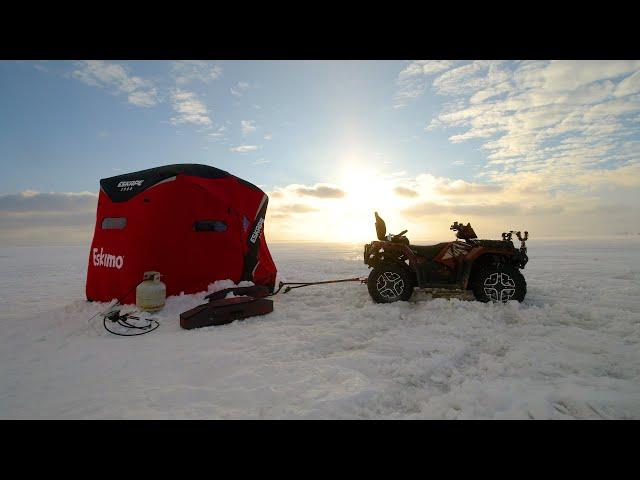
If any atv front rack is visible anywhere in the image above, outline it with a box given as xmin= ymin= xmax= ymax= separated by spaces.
xmin=501 ymin=230 xmax=529 ymax=268
xmin=502 ymin=230 xmax=529 ymax=248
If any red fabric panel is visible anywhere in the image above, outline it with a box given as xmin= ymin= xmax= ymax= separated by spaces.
xmin=86 ymin=173 xmax=277 ymax=304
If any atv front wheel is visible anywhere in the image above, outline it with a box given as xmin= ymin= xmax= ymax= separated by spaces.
xmin=471 ymin=265 xmax=526 ymax=303
xmin=368 ymin=264 xmax=414 ymax=303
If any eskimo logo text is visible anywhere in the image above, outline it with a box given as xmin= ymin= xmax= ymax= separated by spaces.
xmin=250 ymin=217 xmax=264 ymax=244
xmin=117 ymin=180 xmax=144 ymax=191
xmin=93 ymin=248 xmax=124 ymax=269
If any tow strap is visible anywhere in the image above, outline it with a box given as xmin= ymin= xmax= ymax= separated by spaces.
xmin=272 ymin=276 xmax=367 ymax=295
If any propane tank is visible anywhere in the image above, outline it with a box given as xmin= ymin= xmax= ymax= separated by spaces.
xmin=136 ymin=271 xmax=166 ymax=312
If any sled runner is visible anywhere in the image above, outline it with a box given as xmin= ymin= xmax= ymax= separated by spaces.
xmin=180 ymin=296 xmax=274 ymax=330
xmin=204 ymin=284 xmax=271 ymax=302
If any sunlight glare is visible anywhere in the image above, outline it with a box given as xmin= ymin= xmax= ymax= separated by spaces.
xmin=334 ymin=163 xmax=404 ymax=242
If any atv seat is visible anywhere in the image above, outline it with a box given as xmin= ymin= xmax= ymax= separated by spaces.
xmin=409 ymin=243 xmax=448 ymax=260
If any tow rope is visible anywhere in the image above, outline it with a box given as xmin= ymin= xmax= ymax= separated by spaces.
xmin=272 ymin=276 xmax=367 ymax=295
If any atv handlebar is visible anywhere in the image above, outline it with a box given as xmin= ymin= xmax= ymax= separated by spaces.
xmin=386 ymin=230 xmax=408 ymax=242
xmin=502 ymin=230 xmax=529 ymax=253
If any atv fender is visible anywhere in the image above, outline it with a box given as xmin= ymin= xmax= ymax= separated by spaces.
xmin=460 ymin=248 xmax=518 ymax=289
xmin=367 ymin=242 xmax=418 ymax=268
xmin=371 ymin=254 xmax=418 ymax=287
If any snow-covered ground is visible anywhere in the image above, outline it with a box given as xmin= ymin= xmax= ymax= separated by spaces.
xmin=1 ymin=239 xmax=639 ymax=419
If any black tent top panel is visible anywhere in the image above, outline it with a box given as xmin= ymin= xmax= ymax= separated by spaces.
xmin=100 ymin=164 xmax=264 ymax=202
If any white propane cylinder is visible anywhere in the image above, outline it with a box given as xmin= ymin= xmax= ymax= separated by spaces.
xmin=136 ymin=271 xmax=166 ymax=312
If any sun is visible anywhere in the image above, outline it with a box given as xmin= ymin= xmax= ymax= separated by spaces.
xmin=266 ymin=159 xmax=422 ymax=243
xmin=333 ymin=164 xmax=405 ymax=243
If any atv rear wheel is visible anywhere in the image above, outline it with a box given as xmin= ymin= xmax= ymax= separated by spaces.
xmin=471 ymin=265 xmax=526 ymax=303
xmin=368 ymin=264 xmax=414 ymax=303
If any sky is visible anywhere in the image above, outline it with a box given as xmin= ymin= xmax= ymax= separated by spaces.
xmin=1 ymin=60 xmax=639 ymax=245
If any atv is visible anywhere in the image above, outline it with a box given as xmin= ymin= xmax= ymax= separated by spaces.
xmin=364 ymin=212 xmax=529 ymax=303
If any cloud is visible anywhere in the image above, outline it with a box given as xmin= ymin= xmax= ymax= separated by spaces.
xmin=262 ymin=163 xmax=639 ymax=241
xmin=392 ymin=173 xmax=507 ymax=202
xmin=417 ymin=60 xmax=640 ymax=195
xmin=572 ymin=203 xmax=630 ymax=215
xmin=572 ymin=161 xmax=640 ymax=188
xmin=264 ymin=182 xmax=354 ymax=241
xmin=229 ymin=145 xmax=260 ymax=153
xmin=172 ymin=61 xmax=222 ymax=85
xmin=72 ymin=60 xmax=158 ymax=107
xmin=0 ymin=191 xmax=98 ymax=246
xmin=393 ymin=186 xmax=419 ymax=198
xmin=268 ymin=212 xmax=290 ymax=220
xmin=241 ymin=120 xmax=256 ymax=136
xmin=128 ymin=89 xmax=159 ymax=107
xmin=208 ymin=125 xmax=228 ymax=140
xmin=170 ymin=89 xmax=212 ymax=126
xmin=263 ymin=133 xmax=273 ymax=140
xmin=434 ymin=179 xmax=503 ymax=196
xmin=394 ymin=60 xmax=458 ymax=108
xmin=399 ymin=60 xmax=458 ymax=79
xmin=69 ymin=61 xmax=226 ymax=130
xmin=274 ymin=204 xmax=318 ymax=214
xmin=0 ymin=190 xmax=97 ymax=213
xmin=432 ymin=61 xmax=510 ymax=96
xmin=402 ymin=201 xmax=563 ymax=218
xmin=295 ymin=184 xmax=345 ymax=198
xmin=253 ymin=158 xmax=271 ymax=165
xmin=614 ymin=71 xmax=640 ymax=97
xmin=267 ymin=203 xmax=320 ymax=221
xmin=231 ymin=81 xmax=250 ymax=97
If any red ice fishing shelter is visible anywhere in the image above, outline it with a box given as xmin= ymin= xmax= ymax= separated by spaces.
xmin=86 ymin=164 xmax=277 ymax=304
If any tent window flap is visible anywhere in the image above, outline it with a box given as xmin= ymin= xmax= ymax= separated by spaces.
xmin=194 ymin=220 xmax=227 ymax=232
xmin=101 ymin=217 xmax=127 ymax=229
